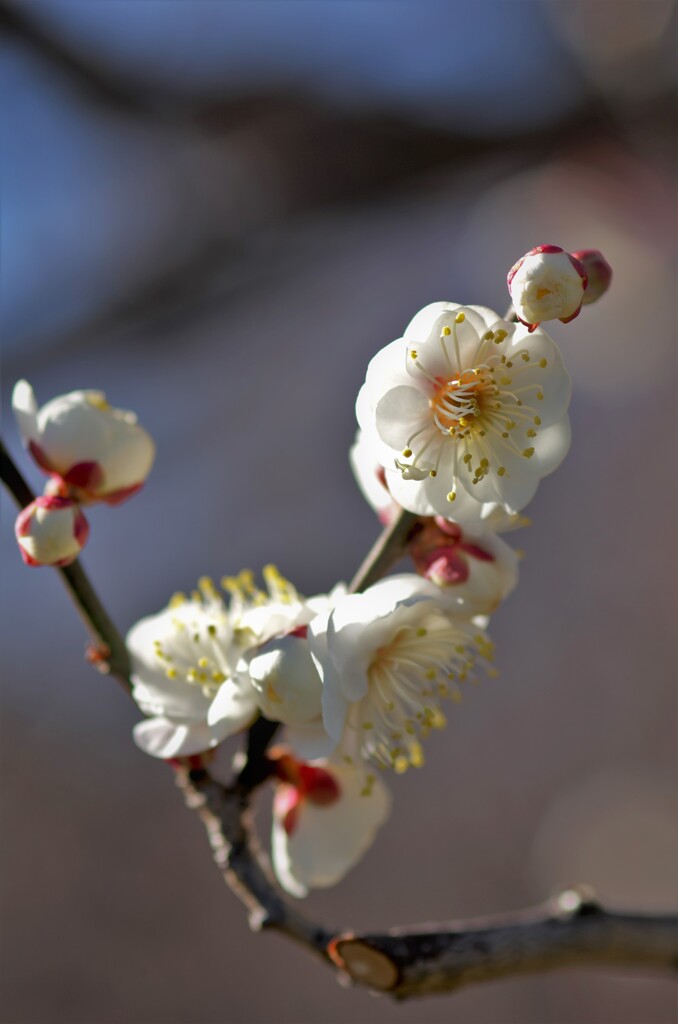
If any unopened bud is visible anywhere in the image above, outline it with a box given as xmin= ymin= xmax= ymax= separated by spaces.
xmin=15 ymin=495 xmax=89 ymax=567
xmin=12 ymin=380 xmax=155 ymax=505
xmin=507 ymin=244 xmax=587 ymax=332
xmin=570 ymin=249 xmax=612 ymax=305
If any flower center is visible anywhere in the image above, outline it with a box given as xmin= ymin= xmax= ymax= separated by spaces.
xmin=354 ymin=617 xmax=494 ymax=772
xmin=430 ymin=368 xmax=495 ymax=435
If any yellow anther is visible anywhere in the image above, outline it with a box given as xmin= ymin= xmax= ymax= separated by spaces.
xmin=416 ymin=627 xmax=427 ymax=637
xmin=410 ymin=743 xmax=425 ymax=767
xmin=455 ymin=312 xmax=465 ymax=323
xmin=527 ymin=429 xmax=537 ymax=438
xmin=485 ymin=331 xmax=495 ymax=341
xmin=497 ymin=466 xmax=506 ymax=476
xmin=362 ymin=721 xmax=373 ymax=730
xmin=442 ymin=326 xmax=452 ymax=336
xmin=521 ymin=352 xmax=530 ymax=362
xmin=169 ymin=592 xmax=186 ymax=608
xmin=534 ymin=415 xmax=542 ymax=425
xmin=500 ymin=376 xmax=512 ymax=386
xmin=212 ymin=671 xmax=226 ymax=684
xmin=425 ymin=668 xmax=437 ymax=681
xmin=446 ymin=491 xmax=456 ymax=502
xmin=394 ymin=756 xmax=409 ymax=774
xmin=539 ymin=358 xmax=548 ymax=368
xmin=410 ymin=349 xmax=418 ymax=360
xmin=429 ymin=469 xmax=437 ymax=478
xmin=198 ymin=657 xmax=209 ymax=668
xmin=166 ymin=668 xmax=178 ymax=680
xmin=207 ymin=624 xmax=217 ymax=637
xmin=402 ymin=447 xmax=412 ymax=458
xmin=537 ymin=391 xmax=544 ymax=400
xmin=523 ymin=447 xmax=535 ymax=458
xmin=463 ymin=452 xmax=472 ymax=463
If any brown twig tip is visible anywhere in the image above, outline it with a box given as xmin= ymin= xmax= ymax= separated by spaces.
xmin=329 ymin=936 xmax=400 ymax=991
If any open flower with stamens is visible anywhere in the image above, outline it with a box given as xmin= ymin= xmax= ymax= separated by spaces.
xmin=129 ymin=567 xmax=320 ymax=759
xmin=271 ymin=753 xmax=391 ymax=897
xmin=12 ymin=380 xmax=155 ymax=505
xmin=308 ymin=575 xmax=495 ymax=773
xmin=357 ymin=303 xmax=571 ymax=523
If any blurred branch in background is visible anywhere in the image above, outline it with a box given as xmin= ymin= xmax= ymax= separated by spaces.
xmin=2 ymin=0 xmax=674 ymax=364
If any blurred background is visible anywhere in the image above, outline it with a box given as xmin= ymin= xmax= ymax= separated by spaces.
xmin=1 ymin=2 xmax=676 ymax=1022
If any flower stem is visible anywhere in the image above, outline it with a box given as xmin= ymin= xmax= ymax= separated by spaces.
xmin=349 ymin=509 xmax=421 ymax=594
xmin=0 ymin=439 xmax=131 ymax=690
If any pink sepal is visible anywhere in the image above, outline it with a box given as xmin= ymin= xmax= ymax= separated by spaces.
xmin=63 ymin=460 xmax=104 ymax=492
xmin=100 ymin=481 xmax=143 ymax=505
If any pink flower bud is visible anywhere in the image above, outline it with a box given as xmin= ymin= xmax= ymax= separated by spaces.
xmin=507 ymin=244 xmax=587 ymax=332
xmin=570 ymin=249 xmax=612 ymax=305
xmin=12 ymin=380 xmax=155 ymax=505
xmin=15 ymin=495 xmax=89 ymax=567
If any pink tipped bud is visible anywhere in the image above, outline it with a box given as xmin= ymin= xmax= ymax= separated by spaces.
xmin=570 ymin=249 xmax=612 ymax=305
xmin=507 ymin=245 xmax=587 ymax=331
xmin=11 ymin=380 xmax=155 ymax=505
xmin=15 ymin=495 xmax=89 ymax=567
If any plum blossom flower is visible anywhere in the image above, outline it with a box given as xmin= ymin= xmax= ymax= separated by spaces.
xmin=507 ymin=245 xmax=587 ymax=331
xmin=357 ymin=304 xmax=571 ymax=523
xmin=14 ymin=495 xmax=89 ymax=567
xmin=308 ymin=574 xmax=495 ymax=773
xmin=270 ymin=753 xmax=391 ymax=897
xmin=12 ymin=380 xmax=155 ymax=504
xmin=129 ymin=567 xmax=322 ymax=759
xmin=410 ymin=518 xmax=519 ymax=616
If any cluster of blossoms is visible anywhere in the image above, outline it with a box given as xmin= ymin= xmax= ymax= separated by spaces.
xmin=12 ymin=246 xmax=609 ymax=898
xmin=12 ymin=381 xmax=155 ymax=566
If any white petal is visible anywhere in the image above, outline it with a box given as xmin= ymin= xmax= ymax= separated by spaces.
xmin=12 ymin=380 xmax=39 ymax=445
xmin=532 ymin=417 xmax=572 ymax=477
xmin=206 ymin=677 xmax=259 ymax=729
xmin=285 ymin=719 xmax=337 ymax=760
xmin=375 ymin=386 xmax=430 ymax=450
xmin=133 ymin=716 xmax=234 ymax=759
xmin=271 ymin=763 xmax=391 ymax=896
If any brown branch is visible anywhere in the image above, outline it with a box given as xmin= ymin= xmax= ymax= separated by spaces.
xmin=3 ymin=439 xmax=677 ymax=1000
xmin=174 ymin=763 xmax=333 ymax=959
xmin=329 ymin=888 xmax=678 ymax=998
xmin=0 ymin=440 xmax=131 ymax=688
xmin=349 ymin=509 xmax=421 ymax=593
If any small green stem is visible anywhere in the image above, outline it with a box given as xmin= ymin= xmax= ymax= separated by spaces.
xmin=0 ymin=439 xmax=131 ymax=690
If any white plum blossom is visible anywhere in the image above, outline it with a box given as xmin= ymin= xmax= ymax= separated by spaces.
xmin=507 ymin=245 xmax=587 ymax=331
xmin=410 ymin=518 xmax=519 ymax=616
xmin=357 ymin=303 xmax=571 ymax=523
xmin=12 ymin=380 xmax=155 ymax=504
xmin=14 ymin=495 xmax=89 ymax=567
xmin=308 ymin=574 xmax=495 ymax=773
xmin=209 ymin=582 xmax=343 ymax=755
xmin=129 ymin=567 xmax=324 ymax=759
xmin=271 ymin=754 xmax=391 ymax=897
